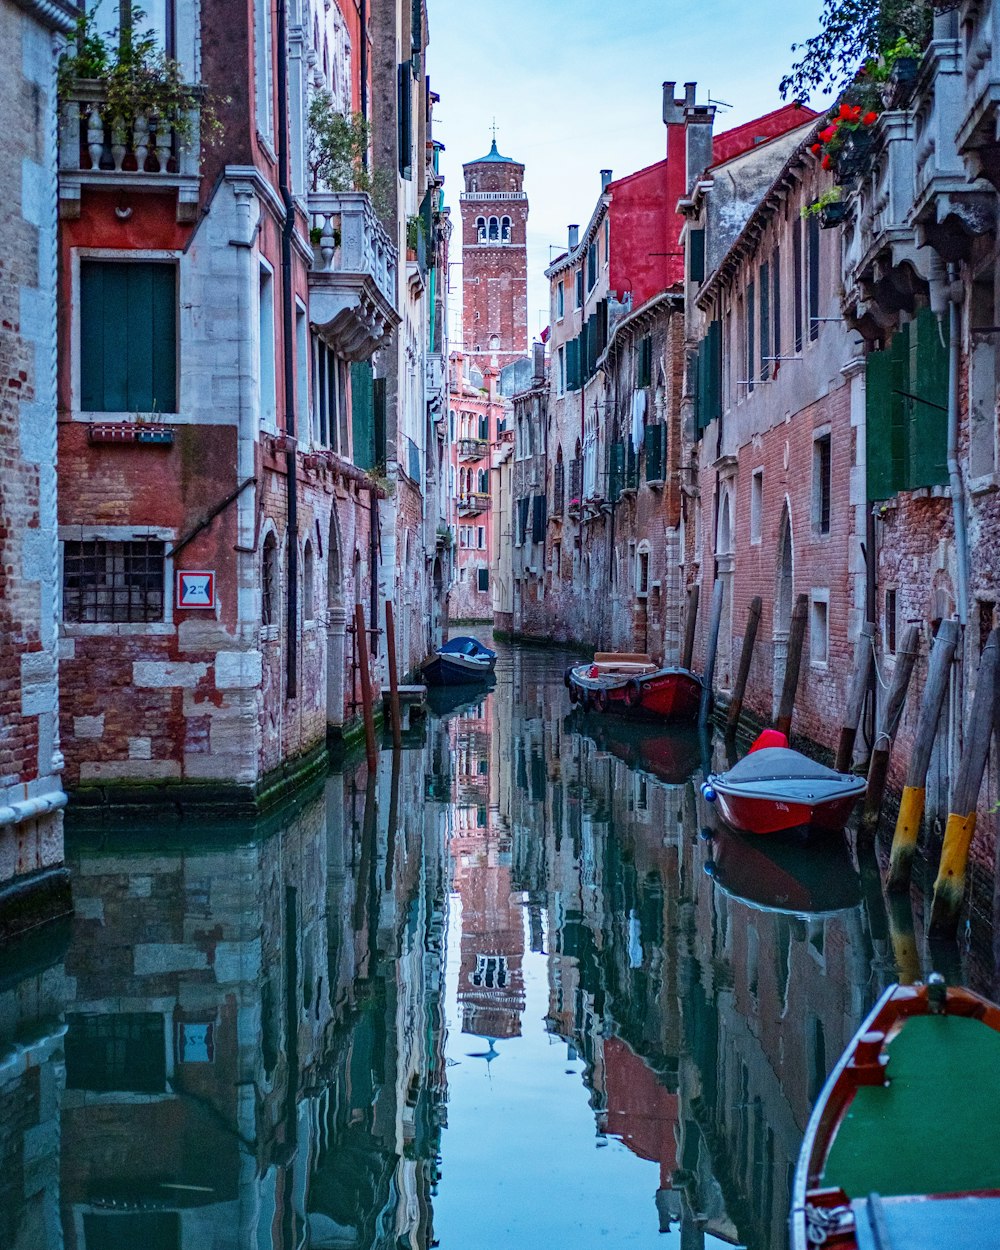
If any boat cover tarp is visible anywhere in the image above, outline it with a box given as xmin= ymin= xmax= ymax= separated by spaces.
xmin=440 ymin=637 xmax=495 ymax=658
xmin=725 ymin=748 xmax=843 ymax=784
xmin=853 ymin=1194 xmax=1000 ymax=1250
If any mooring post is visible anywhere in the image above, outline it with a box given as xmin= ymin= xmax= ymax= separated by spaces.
xmin=886 ymin=618 xmax=959 ymax=891
xmin=384 ymin=745 xmax=401 ymax=891
xmin=726 ymin=595 xmax=761 ymax=737
xmin=886 ymin=892 xmax=921 ymax=985
xmin=835 ymin=621 xmax=875 ymax=773
xmin=682 ymin=583 xmax=700 ymax=672
xmin=775 ymin=594 xmax=809 ymax=739
xmin=384 ymin=600 xmax=403 ymax=750
xmin=354 ymin=601 xmax=378 ymax=773
xmin=929 ymin=627 xmax=1000 ymax=937
xmin=698 ymin=578 xmax=724 ymax=728
xmin=859 ymin=623 xmax=920 ymax=844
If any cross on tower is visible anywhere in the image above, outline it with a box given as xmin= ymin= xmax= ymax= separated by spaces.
xmin=491 ymin=117 xmax=498 ymax=143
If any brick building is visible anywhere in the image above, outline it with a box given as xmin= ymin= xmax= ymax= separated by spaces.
xmin=1 ymin=0 xmax=76 ymax=938
xmin=54 ymin=0 xmax=449 ymax=812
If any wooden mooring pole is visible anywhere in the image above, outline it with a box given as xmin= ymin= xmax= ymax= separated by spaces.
xmin=354 ymin=601 xmax=378 ymax=773
xmin=384 ymin=601 xmax=403 ymax=751
xmin=682 ymin=583 xmax=700 ymax=673
xmin=929 ymin=627 xmax=1000 ymax=937
xmin=726 ymin=595 xmax=761 ymax=737
xmin=698 ymin=579 xmax=724 ymax=729
xmin=835 ymin=621 xmax=875 ymax=773
xmin=859 ymin=623 xmax=920 ymax=844
xmin=775 ymin=594 xmax=809 ymax=740
xmin=886 ymin=618 xmax=959 ymax=891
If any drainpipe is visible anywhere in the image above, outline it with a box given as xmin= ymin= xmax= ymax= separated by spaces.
xmin=946 ymin=268 xmax=969 ymax=627
xmin=277 ymin=0 xmax=299 ymax=699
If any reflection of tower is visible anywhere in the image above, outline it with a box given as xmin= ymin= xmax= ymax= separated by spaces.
xmin=460 ymin=138 xmax=529 ymax=369
xmin=449 ymin=692 xmax=526 ymax=1039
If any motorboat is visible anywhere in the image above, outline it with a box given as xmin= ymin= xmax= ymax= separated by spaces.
xmin=421 ymin=636 xmax=497 ymax=686
xmin=791 ymin=976 xmax=1000 ymax=1250
xmin=565 ymin=652 xmax=701 ymax=722
xmin=702 ymin=731 xmax=865 ymax=835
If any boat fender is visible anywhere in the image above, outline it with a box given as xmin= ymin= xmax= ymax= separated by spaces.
xmin=563 ymin=666 xmax=574 ymax=688
xmin=595 ymin=688 xmax=609 ymax=713
xmin=703 ymin=860 xmax=718 ymax=879
xmin=624 ymin=678 xmax=642 ymax=709
xmin=700 ymin=782 xmax=716 ymax=803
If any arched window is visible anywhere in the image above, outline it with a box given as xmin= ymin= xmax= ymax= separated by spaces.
xmin=303 ymin=539 xmax=314 ymax=621
xmin=476 ymin=216 xmax=486 ymax=243
xmin=262 ymin=531 xmax=278 ymax=626
xmin=501 ymin=216 xmax=511 ymax=243
xmin=488 ymin=217 xmax=499 ymax=242
xmin=477 ymin=468 xmax=488 ymax=493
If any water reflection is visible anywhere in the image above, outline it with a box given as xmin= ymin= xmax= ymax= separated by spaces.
xmin=2 ymin=640 xmax=999 ymax=1248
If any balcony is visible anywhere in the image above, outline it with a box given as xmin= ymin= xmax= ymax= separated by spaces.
xmin=457 ymin=438 xmax=489 ymax=461
xmin=58 ymin=82 xmax=201 ymax=222
xmin=957 ymin=1 xmax=1000 ymax=188
xmin=457 ymin=492 xmax=491 ymax=516
xmin=308 ymin=191 xmax=400 ymax=361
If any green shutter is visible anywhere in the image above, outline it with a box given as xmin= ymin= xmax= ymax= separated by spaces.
xmin=760 ymin=262 xmax=770 ymax=380
xmin=689 ymin=228 xmax=706 ymax=283
xmin=398 ymin=63 xmax=412 ymax=179
xmin=587 ymin=314 xmax=598 ymax=376
xmin=608 ymin=440 xmax=625 ymax=502
xmin=692 ymin=342 xmax=702 ymax=433
xmin=579 ymin=320 xmax=590 ymax=382
xmin=645 ymin=423 xmax=663 ymax=482
xmin=81 ymin=261 xmax=176 ymax=414
xmin=566 ymin=337 xmax=581 ymax=391
xmin=908 ymin=307 xmax=949 ymax=490
xmin=866 ymin=348 xmax=898 ymax=500
xmin=637 ymin=336 xmax=652 ymax=388
xmin=890 ymin=323 xmax=910 ymax=494
xmin=373 ymin=377 xmax=386 ymax=466
xmin=351 ymin=361 xmax=375 ymax=469
xmin=705 ymin=319 xmax=721 ymax=426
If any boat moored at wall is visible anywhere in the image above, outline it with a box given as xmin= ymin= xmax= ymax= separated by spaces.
xmin=565 ymin=653 xmax=701 ymax=723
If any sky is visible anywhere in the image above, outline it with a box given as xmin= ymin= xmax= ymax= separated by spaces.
xmin=426 ymin=0 xmax=825 ymax=348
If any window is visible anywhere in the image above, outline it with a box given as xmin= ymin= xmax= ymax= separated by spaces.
xmin=760 ymin=261 xmax=770 ymax=380
xmin=63 ymin=538 xmax=165 ymax=623
xmin=884 ymin=588 xmax=897 ymax=654
xmin=80 ymin=261 xmax=177 ymax=414
xmin=303 ymin=539 xmax=314 ymax=620
xmin=557 ymin=345 xmax=566 ymax=395
xmin=296 ymin=304 xmax=308 ymax=431
xmin=476 ymin=216 xmax=486 ymax=243
xmin=750 ymin=467 xmax=763 ymax=544
xmin=488 ymin=216 xmax=499 ymax=242
xmin=636 ymin=547 xmax=650 ymax=598
xmin=501 ymin=216 xmax=512 ymax=243
xmin=772 ymin=245 xmax=781 ymax=363
xmin=259 ymin=262 xmax=276 ymax=430
xmin=85 ymin=0 xmax=176 ymax=54
xmin=807 ymin=214 xmax=820 ymax=341
xmin=254 ymin=0 xmax=274 ymax=145
xmin=556 ymin=280 xmax=565 ymax=320
xmin=472 ymin=954 xmax=508 ymax=988
xmin=313 ymin=337 xmax=350 ymax=452
xmin=813 ymin=432 xmax=832 ymax=534
xmin=477 ymin=566 xmax=489 ymax=593
xmin=575 ymin=267 xmax=584 ymax=309
xmin=477 ymin=468 xmax=488 ymax=493
xmin=477 ymin=526 xmax=485 ymax=549
xmin=637 ymin=336 xmax=652 ymax=389
xmin=586 ymin=240 xmax=598 ymax=292
xmin=746 ymin=279 xmax=755 ymax=394
xmin=397 ymin=62 xmax=412 ymax=178
xmin=262 ymin=531 xmax=278 ymax=626
xmin=551 ymin=542 xmax=560 ymax=577
xmin=793 ymin=219 xmax=804 ymax=352
xmin=810 ymin=593 xmax=829 ymax=665
xmin=66 ymin=1012 xmax=166 ymax=1092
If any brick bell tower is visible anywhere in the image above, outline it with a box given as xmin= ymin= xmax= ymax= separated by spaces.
xmin=460 ymin=138 xmax=529 ymax=371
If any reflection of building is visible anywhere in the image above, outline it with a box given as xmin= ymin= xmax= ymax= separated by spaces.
xmin=448 ymin=692 xmax=526 ymax=1040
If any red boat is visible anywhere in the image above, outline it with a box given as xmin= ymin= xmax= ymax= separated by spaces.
xmin=565 ymin=653 xmax=701 ymax=722
xmin=702 ymin=739 xmax=865 ymax=835
xmin=791 ymin=977 xmax=1000 ymax=1250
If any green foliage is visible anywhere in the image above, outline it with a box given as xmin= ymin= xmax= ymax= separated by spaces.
xmin=58 ymin=8 xmax=223 ymax=144
xmin=801 ymin=187 xmax=844 ymax=218
xmin=780 ymin=0 xmax=931 ymax=102
xmin=307 ymin=92 xmax=395 ymax=218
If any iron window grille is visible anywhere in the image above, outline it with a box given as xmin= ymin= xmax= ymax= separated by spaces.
xmin=63 ymin=538 xmax=165 ymax=623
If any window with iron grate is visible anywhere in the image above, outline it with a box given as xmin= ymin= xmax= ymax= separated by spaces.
xmin=63 ymin=539 xmax=165 ymax=623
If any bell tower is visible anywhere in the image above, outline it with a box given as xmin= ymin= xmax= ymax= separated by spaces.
xmin=460 ymin=138 xmax=529 ymax=371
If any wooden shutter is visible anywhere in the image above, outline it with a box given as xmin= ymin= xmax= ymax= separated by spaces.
xmin=637 ymin=336 xmax=652 ymax=388
xmin=373 ymin=377 xmax=386 ymax=467
xmin=608 ymin=440 xmax=625 ymax=501
xmin=81 ymin=261 xmax=176 ymax=414
xmin=889 ymin=324 xmax=910 ymax=493
xmin=351 ymin=361 xmax=375 ymax=469
xmin=579 ymin=320 xmax=590 ymax=382
xmin=517 ymin=496 xmax=530 ymax=544
xmin=596 ymin=299 xmax=609 ymax=354
xmin=531 ymin=493 xmax=545 ymax=542
xmin=793 ymin=222 xmax=804 ymax=352
xmin=644 ymin=422 xmax=664 ymax=482
xmin=908 ymin=308 xmax=949 ymax=490
xmin=566 ymin=337 xmax=581 ymax=391
xmin=747 ymin=280 xmax=755 ymax=393
xmin=807 ymin=216 xmax=820 ymax=340
xmin=689 ymin=229 xmax=706 ymax=283
xmin=397 ymin=63 xmax=412 ymax=179
xmin=866 ymin=348 xmax=899 ymax=500
xmin=691 ymin=341 xmax=702 ymax=433
xmin=705 ymin=319 xmax=722 ymax=426
xmin=759 ymin=262 xmax=770 ymax=380
xmin=771 ymin=245 xmax=781 ymax=361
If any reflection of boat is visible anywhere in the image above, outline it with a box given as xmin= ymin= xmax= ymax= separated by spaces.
xmin=422 ymin=636 xmax=497 ymax=685
xmin=703 ymin=743 xmax=865 ymax=835
xmin=704 ymin=826 xmax=862 ymax=916
xmin=792 ymin=977 xmax=1000 ymax=1250
xmin=565 ymin=653 xmax=701 ymax=722
xmin=425 ymin=683 xmax=490 ymax=720
xmin=568 ymin=713 xmax=702 ymax=785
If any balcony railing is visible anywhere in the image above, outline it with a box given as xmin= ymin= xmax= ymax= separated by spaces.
xmin=457 ymin=492 xmax=491 ymax=516
xmin=58 ymin=81 xmax=201 ymax=221
xmin=457 ymin=437 xmax=489 ymax=461
xmin=308 ymin=190 xmax=400 ymax=361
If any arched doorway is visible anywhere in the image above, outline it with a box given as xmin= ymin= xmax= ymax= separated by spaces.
xmin=326 ymin=510 xmax=346 ymax=730
xmin=432 ymin=555 xmax=445 ymax=649
xmin=716 ymin=491 xmax=734 ymax=688
xmin=773 ymin=503 xmax=794 ymax=716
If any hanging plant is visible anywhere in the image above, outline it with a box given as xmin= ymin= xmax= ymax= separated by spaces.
xmin=307 ymin=92 xmax=394 ymax=218
xmin=810 ymin=101 xmax=880 ymax=172
xmin=58 ymin=8 xmax=225 ymax=148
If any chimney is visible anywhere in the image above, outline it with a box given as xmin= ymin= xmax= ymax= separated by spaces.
xmin=684 ymin=81 xmax=697 ymax=108
xmin=568 ymin=223 xmax=579 ymax=250
xmin=662 ymin=81 xmax=682 ymax=126
xmin=684 ymin=83 xmax=716 ymax=194
xmin=532 ymin=341 xmax=546 ymax=383
xmin=600 ymin=169 xmax=613 ymax=191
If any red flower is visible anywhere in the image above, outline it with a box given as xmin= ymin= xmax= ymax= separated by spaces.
xmin=810 ymin=142 xmax=821 ymax=154
xmin=821 ymin=153 xmax=832 ymax=169
xmin=862 ymin=111 xmax=878 ymax=126
xmin=819 ymin=125 xmax=837 ymax=143
xmin=838 ymin=103 xmax=862 ymax=121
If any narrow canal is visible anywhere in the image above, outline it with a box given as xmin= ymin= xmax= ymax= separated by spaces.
xmin=3 ymin=641 xmax=997 ymax=1249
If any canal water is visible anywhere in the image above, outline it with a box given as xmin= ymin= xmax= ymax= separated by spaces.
xmin=2 ymin=641 xmax=997 ymax=1249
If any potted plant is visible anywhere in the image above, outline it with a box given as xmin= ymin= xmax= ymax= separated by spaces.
xmin=802 ymin=187 xmax=848 ymax=229
xmin=810 ymin=101 xmax=880 ymax=179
